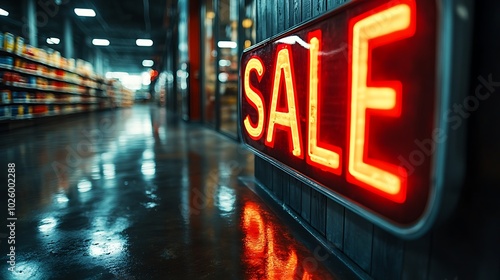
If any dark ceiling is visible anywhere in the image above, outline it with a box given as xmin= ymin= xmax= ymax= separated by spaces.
xmin=0 ymin=0 xmax=172 ymax=74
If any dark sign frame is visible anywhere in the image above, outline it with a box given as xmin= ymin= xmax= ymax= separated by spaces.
xmin=238 ymin=0 xmax=473 ymax=238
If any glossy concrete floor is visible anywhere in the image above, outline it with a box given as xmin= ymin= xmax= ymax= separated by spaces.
xmin=0 ymin=105 xmax=339 ymax=279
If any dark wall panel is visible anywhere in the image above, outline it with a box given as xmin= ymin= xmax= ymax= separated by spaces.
xmin=256 ymin=0 xmax=266 ymax=42
xmin=267 ymin=0 xmax=274 ymax=38
xmin=402 ymin=235 xmax=431 ymax=280
xmin=302 ymin=0 xmax=311 ymax=20
xmin=292 ymin=0 xmax=302 ymax=26
xmin=343 ymin=210 xmax=373 ymax=274
xmin=326 ymin=0 xmax=335 ymax=10
xmin=312 ymin=0 xmax=325 ymax=17
xmin=300 ymin=182 xmax=311 ymax=223
xmin=288 ymin=177 xmax=302 ymax=214
xmin=326 ymin=199 xmax=344 ymax=250
xmin=277 ymin=1 xmax=284 ymax=33
xmin=271 ymin=167 xmax=283 ymax=200
xmin=284 ymin=0 xmax=291 ymax=29
xmin=310 ymin=189 xmax=326 ymax=236
xmin=371 ymin=227 xmax=404 ymax=280
xmin=282 ymin=171 xmax=291 ymax=206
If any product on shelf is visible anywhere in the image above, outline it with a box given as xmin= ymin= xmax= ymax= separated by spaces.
xmin=67 ymin=58 xmax=75 ymax=71
xmin=11 ymin=104 xmax=32 ymax=117
xmin=1 ymin=90 xmax=11 ymax=103
xmin=25 ymin=61 xmax=37 ymax=72
xmin=60 ymin=57 xmax=66 ymax=69
xmin=37 ymin=64 xmax=47 ymax=75
xmin=37 ymin=77 xmax=48 ymax=89
xmin=15 ymin=36 xmax=24 ymax=55
xmin=12 ymin=92 xmax=27 ymax=103
xmin=33 ymin=105 xmax=47 ymax=114
xmin=1 ymin=71 xmax=10 ymax=82
xmin=0 ymin=106 xmax=10 ymax=119
xmin=24 ymin=44 xmax=35 ymax=57
xmin=35 ymin=92 xmax=45 ymax=102
xmin=14 ymin=58 xmax=21 ymax=68
xmin=27 ymin=76 xmax=36 ymax=87
xmin=0 ymin=56 xmax=13 ymax=67
xmin=55 ymin=68 xmax=65 ymax=79
xmin=3 ymin=33 xmax=14 ymax=52
xmin=46 ymin=93 xmax=55 ymax=102
xmin=54 ymin=51 xmax=61 ymax=67
xmin=7 ymin=72 xmax=27 ymax=85
xmin=50 ymin=80 xmax=64 ymax=90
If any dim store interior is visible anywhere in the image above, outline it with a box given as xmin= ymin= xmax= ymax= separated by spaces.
xmin=0 ymin=0 xmax=256 ymax=138
xmin=0 ymin=0 xmax=349 ymax=279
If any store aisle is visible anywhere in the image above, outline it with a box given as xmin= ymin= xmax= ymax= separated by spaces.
xmin=0 ymin=105 xmax=338 ymax=279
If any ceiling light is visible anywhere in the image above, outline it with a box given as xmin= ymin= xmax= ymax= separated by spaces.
xmin=0 ymin=8 xmax=9 ymax=16
xmin=92 ymin=39 xmax=109 ymax=46
xmin=74 ymin=8 xmax=96 ymax=17
xmin=46 ymin=37 xmax=60 ymax=45
xmin=217 ymin=41 xmax=237 ymax=49
xmin=136 ymin=39 xmax=153 ymax=47
xmin=142 ymin=60 xmax=154 ymax=67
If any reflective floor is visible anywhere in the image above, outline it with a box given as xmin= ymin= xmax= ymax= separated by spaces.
xmin=0 ymin=105 xmax=338 ymax=279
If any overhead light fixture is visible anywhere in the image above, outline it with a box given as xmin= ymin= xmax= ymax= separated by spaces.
xmin=92 ymin=39 xmax=109 ymax=46
xmin=142 ymin=60 xmax=154 ymax=67
xmin=218 ymin=41 xmax=237 ymax=49
xmin=46 ymin=37 xmax=60 ymax=45
xmin=136 ymin=39 xmax=153 ymax=47
xmin=74 ymin=8 xmax=96 ymax=17
xmin=0 ymin=8 xmax=9 ymax=16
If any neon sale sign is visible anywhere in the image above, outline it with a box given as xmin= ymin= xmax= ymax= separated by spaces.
xmin=239 ymin=0 xmax=467 ymax=236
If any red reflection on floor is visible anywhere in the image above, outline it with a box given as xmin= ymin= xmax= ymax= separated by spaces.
xmin=242 ymin=201 xmax=328 ymax=280
xmin=266 ymin=226 xmax=298 ymax=279
xmin=243 ymin=202 xmax=266 ymax=257
xmin=302 ymin=271 xmax=313 ymax=280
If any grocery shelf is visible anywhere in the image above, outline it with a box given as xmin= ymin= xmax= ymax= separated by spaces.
xmin=0 ymin=32 xmax=134 ymax=127
xmin=0 ymin=107 xmax=100 ymax=121
xmin=2 ymin=101 xmax=99 ymax=105
xmin=1 ymin=81 xmax=85 ymax=95
xmin=0 ymin=64 xmax=101 ymax=89
xmin=0 ymin=49 xmax=100 ymax=81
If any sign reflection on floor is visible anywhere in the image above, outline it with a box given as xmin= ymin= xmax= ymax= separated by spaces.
xmin=242 ymin=202 xmax=325 ymax=280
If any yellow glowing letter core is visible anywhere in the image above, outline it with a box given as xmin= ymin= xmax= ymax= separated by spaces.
xmin=266 ymin=47 xmax=302 ymax=158
xmin=348 ymin=3 xmax=413 ymax=201
xmin=243 ymin=57 xmax=265 ymax=139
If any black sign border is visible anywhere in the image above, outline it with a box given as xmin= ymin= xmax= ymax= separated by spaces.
xmin=238 ymin=0 xmax=474 ymax=239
